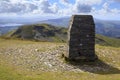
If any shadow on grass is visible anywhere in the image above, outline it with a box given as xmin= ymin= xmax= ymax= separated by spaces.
xmin=67 ymin=59 xmax=120 ymax=74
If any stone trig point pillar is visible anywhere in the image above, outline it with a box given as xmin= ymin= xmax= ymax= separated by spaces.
xmin=64 ymin=15 xmax=97 ymax=61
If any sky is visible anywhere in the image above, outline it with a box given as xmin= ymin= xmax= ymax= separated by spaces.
xmin=0 ymin=0 xmax=120 ymax=20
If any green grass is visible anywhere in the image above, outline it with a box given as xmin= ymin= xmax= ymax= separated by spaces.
xmin=0 ymin=59 xmax=120 ymax=80
xmin=96 ymin=34 xmax=120 ymax=47
xmin=0 ymin=38 xmax=120 ymax=80
xmin=0 ymin=64 xmax=120 ymax=80
xmin=2 ymin=23 xmax=67 ymax=42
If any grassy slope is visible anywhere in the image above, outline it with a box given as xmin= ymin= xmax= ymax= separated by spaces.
xmin=1 ymin=22 xmax=119 ymax=45
xmin=0 ymin=38 xmax=120 ymax=80
xmin=2 ymin=24 xmax=67 ymax=42
xmin=96 ymin=34 xmax=120 ymax=47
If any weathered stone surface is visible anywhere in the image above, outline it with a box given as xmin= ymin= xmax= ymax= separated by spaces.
xmin=65 ymin=15 xmax=97 ymax=61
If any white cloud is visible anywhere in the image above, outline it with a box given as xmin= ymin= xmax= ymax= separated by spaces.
xmin=73 ymin=2 xmax=92 ymax=13
xmin=71 ymin=0 xmax=96 ymax=13
xmin=9 ymin=0 xmax=23 ymax=3
xmin=112 ymin=0 xmax=120 ymax=3
xmin=0 ymin=0 xmax=102 ymax=15
xmin=60 ymin=0 xmax=69 ymax=3
xmin=92 ymin=2 xmax=120 ymax=16
xmin=59 ymin=0 xmax=71 ymax=7
xmin=0 ymin=0 xmax=120 ymax=20
xmin=38 ymin=0 xmax=53 ymax=13
xmin=75 ymin=0 xmax=102 ymax=5
xmin=58 ymin=0 xmax=103 ymax=15
xmin=102 ymin=2 xmax=110 ymax=13
xmin=60 ymin=0 xmax=69 ymax=5
xmin=34 ymin=0 xmax=59 ymax=14
xmin=0 ymin=0 xmax=59 ymax=15
xmin=49 ymin=3 xmax=59 ymax=13
xmin=0 ymin=0 xmax=36 ymax=14
xmin=0 ymin=1 xmax=37 ymax=14
xmin=111 ymin=8 xmax=120 ymax=14
xmin=58 ymin=0 xmax=97 ymax=15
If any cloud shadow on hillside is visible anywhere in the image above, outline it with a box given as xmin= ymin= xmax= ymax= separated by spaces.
xmin=68 ymin=59 xmax=120 ymax=74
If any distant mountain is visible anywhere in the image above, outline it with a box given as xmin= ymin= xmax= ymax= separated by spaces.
xmin=40 ymin=17 xmax=120 ymax=38
xmin=94 ymin=19 xmax=120 ymax=38
xmin=0 ymin=24 xmax=23 ymax=35
xmin=3 ymin=24 xmax=67 ymax=42
xmin=0 ymin=17 xmax=120 ymax=38
xmin=2 ymin=23 xmax=120 ymax=47
xmin=40 ymin=17 xmax=70 ymax=27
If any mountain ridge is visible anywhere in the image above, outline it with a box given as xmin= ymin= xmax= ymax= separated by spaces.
xmin=3 ymin=23 xmax=67 ymax=42
xmin=2 ymin=23 xmax=120 ymax=47
xmin=39 ymin=17 xmax=120 ymax=38
xmin=0 ymin=17 xmax=120 ymax=38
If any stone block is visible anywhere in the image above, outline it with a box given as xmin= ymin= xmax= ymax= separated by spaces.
xmin=64 ymin=15 xmax=98 ymax=61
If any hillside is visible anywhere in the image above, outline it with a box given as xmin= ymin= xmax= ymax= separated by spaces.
xmin=2 ymin=23 xmax=120 ymax=47
xmin=0 ymin=38 xmax=120 ymax=80
xmin=95 ymin=34 xmax=120 ymax=47
xmin=0 ymin=24 xmax=120 ymax=80
xmin=3 ymin=24 xmax=67 ymax=42
xmin=0 ymin=17 xmax=120 ymax=38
